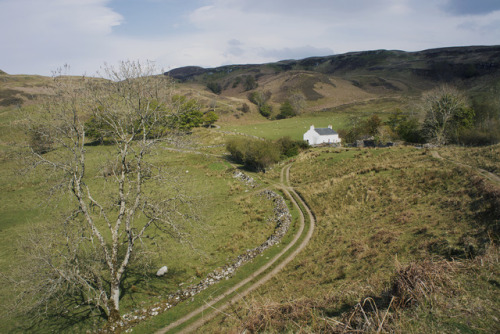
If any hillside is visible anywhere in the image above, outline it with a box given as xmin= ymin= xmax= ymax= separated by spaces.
xmin=0 ymin=46 xmax=498 ymax=333
xmin=197 ymin=145 xmax=500 ymax=333
xmin=166 ymin=45 xmax=500 ymax=119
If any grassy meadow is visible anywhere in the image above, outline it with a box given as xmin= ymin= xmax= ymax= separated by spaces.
xmin=199 ymin=145 xmax=500 ymax=333
xmin=220 ymin=98 xmax=401 ymax=141
xmin=0 ymin=114 xmax=285 ymax=332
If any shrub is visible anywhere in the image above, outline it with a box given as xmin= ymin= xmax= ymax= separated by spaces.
xmin=28 ymin=126 xmax=53 ymax=154
xmin=202 ymin=110 xmax=218 ymax=127
xmin=277 ymin=101 xmax=295 ymax=119
xmin=171 ymin=95 xmax=204 ymax=130
xmin=206 ymin=81 xmax=222 ymax=94
xmin=275 ymin=136 xmax=308 ymax=158
xmin=226 ymin=136 xmax=307 ymax=171
xmin=244 ymin=75 xmax=258 ymax=91
xmin=457 ymin=126 xmax=500 ymax=146
xmin=240 ymin=103 xmax=250 ymax=113
xmin=259 ymin=104 xmax=272 ymax=118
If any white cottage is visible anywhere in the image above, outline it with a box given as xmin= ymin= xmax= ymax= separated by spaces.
xmin=303 ymin=125 xmax=341 ymax=146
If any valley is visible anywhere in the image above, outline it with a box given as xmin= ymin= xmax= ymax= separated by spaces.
xmin=0 ymin=45 xmax=499 ymax=333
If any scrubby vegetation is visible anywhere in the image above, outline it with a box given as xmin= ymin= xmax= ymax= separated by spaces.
xmin=337 ymin=86 xmax=497 ymax=147
xmin=226 ymin=136 xmax=307 ymax=171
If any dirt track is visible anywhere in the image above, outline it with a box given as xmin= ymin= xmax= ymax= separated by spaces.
xmin=156 ymin=164 xmax=315 ymax=333
xmin=431 ymin=150 xmax=500 ymax=185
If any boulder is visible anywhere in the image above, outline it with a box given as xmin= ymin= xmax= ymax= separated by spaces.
xmin=156 ymin=266 xmax=168 ymax=277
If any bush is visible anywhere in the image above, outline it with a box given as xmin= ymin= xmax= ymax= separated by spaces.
xmin=277 ymin=101 xmax=295 ymax=119
xmin=240 ymin=103 xmax=250 ymax=113
xmin=457 ymin=127 xmax=500 ymax=146
xmin=397 ymin=117 xmax=425 ymax=143
xmin=244 ymin=76 xmax=258 ymax=91
xmin=203 ymin=111 xmax=218 ymax=127
xmin=206 ymin=82 xmax=222 ymax=94
xmin=28 ymin=126 xmax=53 ymax=154
xmin=226 ymin=136 xmax=308 ymax=171
xmin=259 ymin=104 xmax=272 ymax=118
xmin=275 ymin=136 xmax=308 ymax=158
xmin=226 ymin=138 xmax=279 ymax=171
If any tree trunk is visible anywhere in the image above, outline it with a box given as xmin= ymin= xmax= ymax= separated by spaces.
xmin=108 ymin=281 xmax=121 ymax=323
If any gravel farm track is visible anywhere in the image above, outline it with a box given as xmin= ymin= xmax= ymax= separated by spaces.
xmin=156 ymin=163 xmax=316 ymax=333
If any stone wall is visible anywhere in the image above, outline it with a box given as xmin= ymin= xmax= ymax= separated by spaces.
xmin=120 ymin=184 xmax=291 ymax=330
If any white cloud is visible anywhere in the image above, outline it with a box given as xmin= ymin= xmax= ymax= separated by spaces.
xmin=0 ymin=0 xmax=499 ymax=75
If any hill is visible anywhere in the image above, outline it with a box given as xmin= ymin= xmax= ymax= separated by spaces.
xmin=166 ymin=45 xmax=500 ymax=119
xmin=167 ymin=45 xmax=500 ymax=89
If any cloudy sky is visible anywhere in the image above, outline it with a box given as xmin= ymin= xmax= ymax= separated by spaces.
xmin=1 ymin=0 xmax=499 ymax=76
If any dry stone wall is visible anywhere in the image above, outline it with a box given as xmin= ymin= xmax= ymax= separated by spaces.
xmin=120 ymin=177 xmax=291 ymax=330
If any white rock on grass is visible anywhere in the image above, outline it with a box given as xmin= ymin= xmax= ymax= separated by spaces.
xmin=156 ymin=266 xmax=168 ymax=276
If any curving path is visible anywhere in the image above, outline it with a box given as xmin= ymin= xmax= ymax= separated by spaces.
xmin=156 ymin=164 xmax=315 ymax=333
xmin=431 ymin=150 xmax=500 ymax=185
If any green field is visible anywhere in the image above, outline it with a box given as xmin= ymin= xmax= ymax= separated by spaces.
xmin=220 ymin=99 xmax=400 ymax=141
xmin=0 ymin=127 xmax=285 ymax=332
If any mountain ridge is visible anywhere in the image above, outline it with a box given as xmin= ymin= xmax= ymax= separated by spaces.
xmin=166 ymin=45 xmax=500 ymax=82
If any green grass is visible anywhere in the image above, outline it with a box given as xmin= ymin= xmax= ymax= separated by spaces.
xmin=221 ymin=112 xmax=351 ymax=140
xmin=133 ymin=188 xmax=307 ymax=334
xmin=219 ymin=99 xmax=399 ymax=141
xmin=198 ymin=145 xmax=500 ymax=332
xmin=0 ymin=135 xmax=282 ymax=333
xmin=439 ymin=144 xmax=500 ymax=174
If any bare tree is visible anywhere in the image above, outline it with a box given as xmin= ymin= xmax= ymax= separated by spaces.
xmin=421 ymin=85 xmax=474 ymax=145
xmin=15 ymin=61 xmax=194 ymax=326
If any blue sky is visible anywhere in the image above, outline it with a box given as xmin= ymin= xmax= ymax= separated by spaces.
xmin=1 ymin=0 xmax=499 ymax=76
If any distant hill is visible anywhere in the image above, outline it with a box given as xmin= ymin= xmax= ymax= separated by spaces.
xmin=167 ymin=45 xmax=500 ymax=84
xmin=165 ymin=45 xmax=500 ymax=115
xmin=0 ymin=70 xmax=7 ymax=75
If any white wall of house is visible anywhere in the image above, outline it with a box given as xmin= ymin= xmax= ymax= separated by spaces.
xmin=303 ymin=125 xmax=341 ymax=145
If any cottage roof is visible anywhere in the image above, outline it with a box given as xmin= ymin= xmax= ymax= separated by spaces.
xmin=315 ymin=128 xmax=338 ymax=136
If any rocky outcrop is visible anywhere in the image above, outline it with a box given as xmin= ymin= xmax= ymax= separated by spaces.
xmin=233 ymin=170 xmax=257 ymax=188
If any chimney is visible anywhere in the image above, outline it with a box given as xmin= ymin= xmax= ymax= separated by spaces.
xmin=310 ymin=125 xmax=315 ymax=130
xmin=328 ymin=125 xmax=332 ymax=129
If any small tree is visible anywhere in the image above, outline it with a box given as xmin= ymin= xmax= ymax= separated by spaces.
xmin=244 ymin=75 xmax=258 ymax=91
xmin=277 ymin=100 xmax=295 ymax=119
xmin=172 ymin=95 xmax=204 ymax=130
xmin=203 ymin=110 xmax=218 ymax=127
xmin=288 ymin=91 xmax=306 ymax=115
xmin=206 ymin=81 xmax=222 ymax=94
xmin=421 ymin=86 xmax=475 ymax=145
xmin=27 ymin=125 xmax=53 ymax=154
xmin=364 ymin=114 xmax=382 ymax=136
xmin=248 ymin=90 xmax=273 ymax=118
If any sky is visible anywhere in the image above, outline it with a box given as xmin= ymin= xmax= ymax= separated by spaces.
xmin=1 ymin=0 xmax=499 ymax=76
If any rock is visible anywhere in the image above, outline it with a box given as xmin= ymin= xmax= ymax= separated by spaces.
xmin=156 ymin=266 xmax=168 ymax=277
